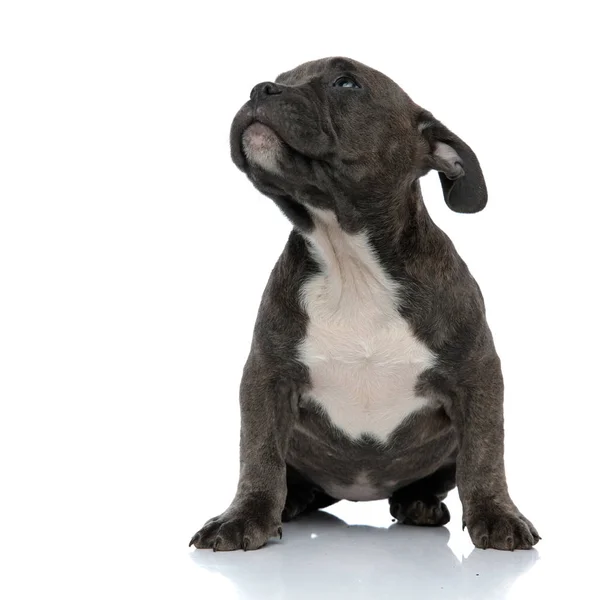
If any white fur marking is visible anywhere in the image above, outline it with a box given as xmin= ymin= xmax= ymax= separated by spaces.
xmin=242 ymin=123 xmax=282 ymax=173
xmin=323 ymin=471 xmax=390 ymax=501
xmin=299 ymin=209 xmax=435 ymax=442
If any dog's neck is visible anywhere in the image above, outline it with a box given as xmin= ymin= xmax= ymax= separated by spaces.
xmin=301 ymin=182 xmax=435 ymax=282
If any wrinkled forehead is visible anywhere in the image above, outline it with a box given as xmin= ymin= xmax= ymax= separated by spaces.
xmin=275 ymin=57 xmax=356 ymax=83
xmin=275 ymin=57 xmax=412 ymax=106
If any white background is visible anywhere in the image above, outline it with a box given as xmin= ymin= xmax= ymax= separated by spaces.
xmin=1 ymin=1 xmax=598 ymax=598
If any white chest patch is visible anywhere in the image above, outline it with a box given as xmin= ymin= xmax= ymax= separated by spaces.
xmin=298 ymin=209 xmax=435 ymax=442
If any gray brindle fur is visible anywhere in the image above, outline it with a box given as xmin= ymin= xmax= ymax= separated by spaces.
xmin=189 ymin=57 xmax=539 ymax=552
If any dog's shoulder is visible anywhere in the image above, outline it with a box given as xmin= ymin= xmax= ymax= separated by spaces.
xmin=249 ymin=230 xmax=314 ymax=361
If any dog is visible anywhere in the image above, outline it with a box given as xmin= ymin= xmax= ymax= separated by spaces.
xmin=189 ymin=57 xmax=539 ymax=552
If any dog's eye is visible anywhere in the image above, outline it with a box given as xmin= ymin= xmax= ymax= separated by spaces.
xmin=332 ymin=76 xmax=360 ymax=89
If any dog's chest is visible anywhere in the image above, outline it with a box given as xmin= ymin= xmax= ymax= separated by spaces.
xmin=298 ymin=211 xmax=435 ymax=442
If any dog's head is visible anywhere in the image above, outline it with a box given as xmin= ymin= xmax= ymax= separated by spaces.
xmin=230 ymin=57 xmax=486 ymax=231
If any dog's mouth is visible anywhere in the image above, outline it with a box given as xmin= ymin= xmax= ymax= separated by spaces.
xmin=243 ymin=122 xmax=280 ymax=146
xmin=230 ymin=104 xmax=283 ymax=171
xmin=231 ymin=101 xmax=322 ymax=175
xmin=241 ymin=122 xmax=284 ymax=167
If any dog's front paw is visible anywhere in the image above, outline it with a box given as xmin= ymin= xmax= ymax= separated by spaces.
xmin=464 ymin=502 xmax=540 ymax=550
xmin=189 ymin=508 xmax=282 ymax=552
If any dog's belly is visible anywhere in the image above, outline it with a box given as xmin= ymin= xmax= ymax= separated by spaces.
xmin=287 ymin=405 xmax=457 ymax=502
xmin=320 ymin=472 xmax=396 ymax=501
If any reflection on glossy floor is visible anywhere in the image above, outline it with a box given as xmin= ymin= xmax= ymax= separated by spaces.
xmin=192 ymin=511 xmax=533 ymax=600
xmin=187 ymin=491 xmax=588 ymax=600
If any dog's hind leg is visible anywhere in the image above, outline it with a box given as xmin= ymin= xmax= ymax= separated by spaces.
xmin=389 ymin=463 xmax=456 ymax=526
xmin=282 ymin=464 xmax=339 ymax=522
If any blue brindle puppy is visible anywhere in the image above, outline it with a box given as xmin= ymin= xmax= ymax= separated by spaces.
xmin=190 ymin=57 xmax=539 ymax=552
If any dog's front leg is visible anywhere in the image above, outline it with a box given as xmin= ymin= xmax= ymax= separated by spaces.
xmin=189 ymin=360 xmax=295 ymax=551
xmin=450 ymin=356 xmax=540 ymax=550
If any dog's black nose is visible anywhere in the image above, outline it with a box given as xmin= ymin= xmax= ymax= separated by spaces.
xmin=250 ymin=81 xmax=283 ymax=100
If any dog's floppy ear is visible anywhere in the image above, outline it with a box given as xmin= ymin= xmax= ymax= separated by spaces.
xmin=418 ymin=110 xmax=487 ymax=213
